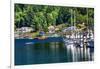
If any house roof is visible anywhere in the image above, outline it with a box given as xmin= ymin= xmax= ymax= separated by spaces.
xmin=63 ymin=26 xmax=77 ymax=32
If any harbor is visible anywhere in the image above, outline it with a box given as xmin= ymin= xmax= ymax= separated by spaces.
xmin=14 ymin=4 xmax=94 ymax=65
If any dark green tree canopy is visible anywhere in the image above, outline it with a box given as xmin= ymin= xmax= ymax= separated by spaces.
xmin=15 ymin=4 xmax=94 ymax=32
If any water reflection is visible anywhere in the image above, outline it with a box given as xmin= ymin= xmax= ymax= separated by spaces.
xmin=15 ymin=39 xmax=94 ymax=65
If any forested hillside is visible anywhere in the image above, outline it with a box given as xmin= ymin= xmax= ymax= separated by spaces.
xmin=15 ymin=4 xmax=94 ymax=32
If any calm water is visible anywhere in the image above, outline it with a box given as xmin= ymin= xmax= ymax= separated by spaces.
xmin=15 ymin=37 xmax=94 ymax=65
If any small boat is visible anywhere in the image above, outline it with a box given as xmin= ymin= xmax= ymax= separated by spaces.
xmin=25 ymin=42 xmax=34 ymax=45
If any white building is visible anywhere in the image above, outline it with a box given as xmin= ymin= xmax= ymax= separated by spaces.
xmin=16 ymin=27 xmax=34 ymax=33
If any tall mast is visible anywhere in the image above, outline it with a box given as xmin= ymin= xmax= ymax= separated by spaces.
xmin=71 ymin=9 xmax=73 ymax=27
xmin=87 ymin=8 xmax=89 ymax=39
xmin=74 ymin=8 xmax=76 ymax=39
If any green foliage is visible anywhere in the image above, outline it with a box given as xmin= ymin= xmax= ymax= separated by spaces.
xmin=32 ymin=32 xmax=39 ymax=38
xmin=15 ymin=4 xmax=94 ymax=31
